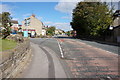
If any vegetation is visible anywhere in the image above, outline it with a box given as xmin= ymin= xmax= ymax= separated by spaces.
xmin=1 ymin=12 xmax=12 ymax=39
xmin=46 ymin=26 xmax=56 ymax=36
xmin=66 ymin=31 xmax=71 ymax=36
xmin=0 ymin=39 xmax=17 ymax=51
xmin=71 ymin=2 xmax=113 ymax=38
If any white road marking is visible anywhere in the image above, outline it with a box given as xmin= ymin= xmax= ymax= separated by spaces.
xmin=56 ymin=39 xmax=64 ymax=58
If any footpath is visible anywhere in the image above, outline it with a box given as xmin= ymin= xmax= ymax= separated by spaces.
xmin=20 ymin=42 xmax=67 ymax=78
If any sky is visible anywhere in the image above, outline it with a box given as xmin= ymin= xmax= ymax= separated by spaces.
xmin=0 ymin=1 xmax=119 ymax=31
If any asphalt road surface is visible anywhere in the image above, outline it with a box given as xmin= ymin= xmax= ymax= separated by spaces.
xmin=22 ymin=36 xmax=119 ymax=79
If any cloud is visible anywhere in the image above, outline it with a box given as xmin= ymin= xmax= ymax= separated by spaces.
xmin=55 ymin=2 xmax=77 ymax=14
xmin=54 ymin=22 xmax=72 ymax=31
xmin=0 ymin=4 xmax=12 ymax=13
xmin=23 ymin=13 xmax=31 ymax=17
xmin=54 ymin=22 xmax=69 ymax=26
xmin=37 ymin=16 xmax=43 ymax=20
xmin=2 ymin=0 xmax=119 ymax=2
xmin=54 ymin=0 xmax=84 ymax=14
xmin=44 ymin=21 xmax=72 ymax=31
xmin=12 ymin=18 xmax=19 ymax=20
xmin=61 ymin=16 xmax=72 ymax=19
xmin=44 ymin=21 xmax=53 ymax=25
xmin=23 ymin=13 xmax=31 ymax=19
xmin=55 ymin=0 xmax=117 ymax=14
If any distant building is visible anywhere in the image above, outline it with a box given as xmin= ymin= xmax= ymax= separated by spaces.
xmin=10 ymin=20 xmax=19 ymax=34
xmin=108 ymin=10 xmax=120 ymax=43
xmin=18 ymin=25 xmax=22 ymax=32
xmin=42 ymin=29 xmax=46 ymax=36
xmin=55 ymin=29 xmax=64 ymax=35
xmin=22 ymin=14 xmax=45 ymax=37
xmin=112 ymin=10 xmax=120 ymax=27
xmin=113 ymin=10 xmax=120 ymax=43
xmin=113 ymin=26 xmax=120 ymax=43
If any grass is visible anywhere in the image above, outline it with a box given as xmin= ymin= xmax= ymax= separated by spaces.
xmin=0 ymin=39 xmax=17 ymax=51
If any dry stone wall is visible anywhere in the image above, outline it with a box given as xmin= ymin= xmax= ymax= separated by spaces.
xmin=0 ymin=39 xmax=31 ymax=79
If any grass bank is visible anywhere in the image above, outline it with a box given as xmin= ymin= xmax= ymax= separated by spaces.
xmin=0 ymin=39 xmax=17 ymax=51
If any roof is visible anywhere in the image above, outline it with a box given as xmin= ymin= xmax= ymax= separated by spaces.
xmin=10 ymin=20 xmax=18 ymax=24
xmin=31 ymin=14 xmax=35 ymax=17
xmin=114 ymin=25 xmax=120 ymax=29
xmin=113 ymin=10 xmax=120 ymax=17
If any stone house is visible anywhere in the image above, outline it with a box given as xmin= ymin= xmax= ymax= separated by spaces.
xmin=111 ymin=10 xmax=120 ymax=43
xmin=22 ymin=14 xmax=45 ymax=37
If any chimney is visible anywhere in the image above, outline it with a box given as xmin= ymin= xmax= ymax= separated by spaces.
xmin=32 ymin=14 xmax=35 ymax=17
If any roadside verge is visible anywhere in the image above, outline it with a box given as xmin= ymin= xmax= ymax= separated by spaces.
xmin=0 ymin=39 xmax=32 ymax=79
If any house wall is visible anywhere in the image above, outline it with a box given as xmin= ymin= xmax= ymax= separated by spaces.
xmin=29 ymin=16 xmax=43 ymax=35
xmin=42 ymin=29 xmax=46 ymax=36
xmin=22 ymin=15 xmax=43 ymax=36
xmin=114 ymin=27 xmax=120 ymax=42
xmin=55 ymin=29 xmax=64 ymax=35
xmin=11 ymin=23 xmax=19 ymax=31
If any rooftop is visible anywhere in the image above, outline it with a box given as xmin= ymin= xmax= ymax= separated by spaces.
xmin=10 ymin=20 xmax=18 ymax=24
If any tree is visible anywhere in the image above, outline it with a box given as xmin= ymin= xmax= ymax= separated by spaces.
xmin=46 ymin=26 xmax=56 ymax=36
xmin=2 ymin=12 xmax=12 ymax=39
xmin=66 ymin=31 xmax=71 ymax=36
xmin=71 ymin=2 xmax=113 ymax=38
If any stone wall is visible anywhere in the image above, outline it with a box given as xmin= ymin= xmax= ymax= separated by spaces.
xmin=0 ymin=38 xmax=31 ymax=79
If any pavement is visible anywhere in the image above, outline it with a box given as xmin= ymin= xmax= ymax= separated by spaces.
xmin=22 ymin=41 xmax=67 ymax=78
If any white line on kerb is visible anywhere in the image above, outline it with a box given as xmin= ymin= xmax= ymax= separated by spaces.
xmin=57 ymin=39 xmax=64 ymax=58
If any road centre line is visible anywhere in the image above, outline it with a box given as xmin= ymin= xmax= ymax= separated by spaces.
xmin=56 ymin=39 xmax=64 ymax=59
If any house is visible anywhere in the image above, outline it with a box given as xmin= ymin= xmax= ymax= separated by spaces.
xmin=42 ymin=29 xmax=46 ymax=36
xmin=18 ymin=25 xmax=22 ymax=32
xmin=0 ymin=13 xmax=3 ymax=32
xmin=10 ymin=20 xmax=19 ymax=34
xmin=0 ymin=13 xmax=19 ymax=35
xmin=55 ymin=29 xmax=64 ymax=35
xmin=109 ymin=10 xmax=120 ymax=43
xmin=113 ymin=26 xmax=120 ymax=43
xmin=21 ymin=14 xmax=45 ymax=37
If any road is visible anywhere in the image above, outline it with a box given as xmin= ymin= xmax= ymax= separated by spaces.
xmin=21 ymin=36 xmax=119 ymax=79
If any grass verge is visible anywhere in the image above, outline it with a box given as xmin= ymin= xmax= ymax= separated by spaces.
xmin=0 ymin=39 xmax=17 ymax=51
